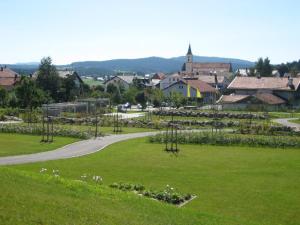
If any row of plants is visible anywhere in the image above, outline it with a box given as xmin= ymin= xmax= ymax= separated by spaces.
xmin=149 ymin=132 xmax=300 ymax=148
xmin=153 ymin=110 xmax=267 ymax=120
xmin=238 ymin=124 xmax=299 ymax=136
xmin=0 ymin=124 xmax=92 ymax=139
xmin=109 ymin=182 xmax=193 ymax=205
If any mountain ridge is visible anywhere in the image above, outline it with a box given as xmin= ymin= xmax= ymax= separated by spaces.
xmin=4 ymin=56 xmax=254 ymax=76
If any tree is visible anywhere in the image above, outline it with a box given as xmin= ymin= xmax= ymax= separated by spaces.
xmin=169 ymin=91 xmax=185 ymax=109
xmin=36 ymin=57 xmax=61 ymax=101
xmin=123 ymin=87 xmax=139 ymax=104
xmin=255 ymin=57 xmax=272 ymax=76
xmin=151 ymin=88 xmax=164 ymax=108
xmin=15 ymin=76 xmax=47 ymax=109
xmin=0 ymin=87 xmax=7 ymax=107
xmin=135 ymin=91 xmax=147 ymax=110
xmin=277 ymin=64 xmax=289 ymax=77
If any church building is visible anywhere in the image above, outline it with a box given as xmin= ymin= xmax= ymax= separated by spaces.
xmin=181 ymin=44 xmax=232 ymax=75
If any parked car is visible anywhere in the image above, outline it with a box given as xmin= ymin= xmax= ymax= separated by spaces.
xmin=124 ymin=102 xmax=131 ymax=109
xmin=117 ymin=105 xmax=127 ymax=113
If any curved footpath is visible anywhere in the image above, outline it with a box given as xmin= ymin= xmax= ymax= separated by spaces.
xmin=273 ymin=118 xmax=300 ymax=131
xmin=0 ymin=132 xmax=158 ymax=166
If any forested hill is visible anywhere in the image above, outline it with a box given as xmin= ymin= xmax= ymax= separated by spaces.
xmin=6 ymin=56 xmax=254 ymax=76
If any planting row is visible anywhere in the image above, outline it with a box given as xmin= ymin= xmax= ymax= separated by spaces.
xmin=149 ymin=132 xmax=300 ymax=148
xmin=154 ymin=110 xmax=267 ymax=120
xmin=0 ymin=124 xmax=92 ymax=139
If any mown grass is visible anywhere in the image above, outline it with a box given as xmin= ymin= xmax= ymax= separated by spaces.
xmin=0 ymin=133 xmax=80 ymax=157
xmin=12 ymin=138 xmax=300 ymax=225
xmin=0 ymin=167 xmax=240 ymax=225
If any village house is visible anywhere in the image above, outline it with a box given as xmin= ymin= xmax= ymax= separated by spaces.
xmin=218 ymin=76 xmax=300 ymax=109
xmin=104 ymin=75 xmax=147 ymax=90
xmin=162 ymin=78 xmax=217 ymax=104
xmin=0 ymin=66 xmax=20 ymax=90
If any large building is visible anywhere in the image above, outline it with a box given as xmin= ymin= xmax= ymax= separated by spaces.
xmin=181 ymin=44 xmax=232 ymax=75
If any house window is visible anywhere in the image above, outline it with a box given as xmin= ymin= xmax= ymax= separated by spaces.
xmin=179 ymin=85 xmax=183 ymax=89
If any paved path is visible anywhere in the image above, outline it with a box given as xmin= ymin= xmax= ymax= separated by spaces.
xmin=0 ymin=132 xmax=158 ymax=166
xmin=273 ymin=118 xmax=300 ymax=131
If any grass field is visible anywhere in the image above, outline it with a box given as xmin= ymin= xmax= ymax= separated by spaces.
xmin=0 ymin=133 xmax=80 ymax=157
xmin=82 ymin=78 xmax=103 ymax=87
xmin=11 ymin=138 xmax=300 ymax=225
xmin=290 ymin=118 xmax=300 ymax=124
xmin=1 ymin=167 xmax=236 ymax=225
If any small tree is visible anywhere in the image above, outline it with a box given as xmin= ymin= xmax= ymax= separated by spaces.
xmin=0 ymin=87 xmax=7 ymax=107
xmin=169 ymin=91 xmax=185 ymax=109
xmin=135 ymin=91 xmax=147 ymax=110
xmin=36 ymin=57 xmax=61 ymax=101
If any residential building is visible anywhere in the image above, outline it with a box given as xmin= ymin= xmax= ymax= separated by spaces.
xmin=218 ymin=93 xmax=286 ymax=110
xmin=0 ymin=66 xmax=20 ymax=90
xmin=162 ymin=79 xmax=216 ymax=104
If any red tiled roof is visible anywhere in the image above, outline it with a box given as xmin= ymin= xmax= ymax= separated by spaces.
xmin=185 ymin=79 xmax=216 ymax=93
xmin=228 ymin=76 xmax=300 ymax=91
xmin=0 ymin=67 xmax=20 ymax=88
xmin=218 ymin=93 xmax=286 ymax=105
xmin=192 ymin=63 xmax=231 ymax=71
xmin=197 ymin=75 xmax=225 ymax=84
xmin=152 ymin=72 xmax=166 ymax=80
xmin=255 ymin=93 xmax=286 ymax=105
xmin=217 ymin=94 xmax=250 ymax=103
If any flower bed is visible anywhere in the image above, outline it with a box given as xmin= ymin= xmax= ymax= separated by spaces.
xmin=109 ymin=182 xmax=193 ymax=205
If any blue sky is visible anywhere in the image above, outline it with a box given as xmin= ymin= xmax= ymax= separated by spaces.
xmin=1 ymin=0 xmax=299 ymax=64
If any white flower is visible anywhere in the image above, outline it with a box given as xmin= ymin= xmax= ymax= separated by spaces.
xmin=40 ymin=168 xmax=47 ymax=173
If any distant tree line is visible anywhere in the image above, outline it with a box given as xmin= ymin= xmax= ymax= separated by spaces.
xmin=247 ymin=57 xmax=300 ymax=77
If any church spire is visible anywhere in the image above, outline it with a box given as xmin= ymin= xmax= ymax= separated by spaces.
xmin=187 ymin=44 xmax=192 ymax=55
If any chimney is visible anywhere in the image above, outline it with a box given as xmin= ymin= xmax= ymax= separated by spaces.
xmin=256 ymin=73 xmax=261 ymax=79
xmin=287 ymin=76 xmax=294 ymax=89
xmin=0 ymin=67 xmax=3 ymax=71
xmin=214 ymin=73 xmax=218 ymax=85
xmin=14 ymin=74 xmax=18 ymax=81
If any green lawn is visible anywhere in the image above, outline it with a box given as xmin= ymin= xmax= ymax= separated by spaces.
xmin=1 ymin=167 xmax=235 ymax=225
xmin=11 ymin=138 xmax=300 ymax=225
xmin=0 ymin=133 xmax=80 ymax=157
xmin=290 ymin=118 xmax=300 ymax=124
xmin=82 ymin=78 xmax=103 ymax=87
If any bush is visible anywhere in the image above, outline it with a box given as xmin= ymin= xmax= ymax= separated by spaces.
xmin=149 ymin=132 xmax=300 ymax=148
xmin=0 ymin=124 xmax=91 ymax=139
xmin=109 ymin=182 xmax=192 ymax=205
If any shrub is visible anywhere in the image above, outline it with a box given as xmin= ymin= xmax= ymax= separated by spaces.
xmin=149 ymin=132 xmax=300 ymax=148
xmin=0 ymin=124 xmax=92 ymax=139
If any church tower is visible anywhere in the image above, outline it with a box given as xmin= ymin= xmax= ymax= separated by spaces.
xmin=185 ymin=44 xmax=193 ymax=73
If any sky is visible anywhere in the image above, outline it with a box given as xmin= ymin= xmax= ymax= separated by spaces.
xmin=1 ymin=0 xmax=300 ymax=64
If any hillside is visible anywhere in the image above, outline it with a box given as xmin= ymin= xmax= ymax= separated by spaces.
xmin=5 ymin=56 xmax=254 ymax=76
xmin=0 ymin=168 xmax=238 ymax=225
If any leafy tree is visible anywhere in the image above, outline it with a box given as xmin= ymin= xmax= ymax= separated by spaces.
xmin=123 ymin=87 xmax=139 ymax=104
xmin=169 ymin=91 xmax=185 ymax=109
xmin=0 ymin=87 xmax=7 ymax=107
xmin=151 ymin=88 xmax=164 ymax=108
xmin=36 ymin=57 xmax=61 ymax=101
xmin=135 ymin=91 xmax=147 ymax=110
xmin=255 ymin=57 xmax=272 ymax=76
xmin=15 ymin=76 xmax=47 ymax=108
xmin=277 ymin=64 xmax=289 ymax=77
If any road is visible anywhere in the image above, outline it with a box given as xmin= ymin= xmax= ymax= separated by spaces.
xmin=273 ymin=118 xmax=300 ymax=131
xmin=0 ymin=132 xmax=158 ymax=166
